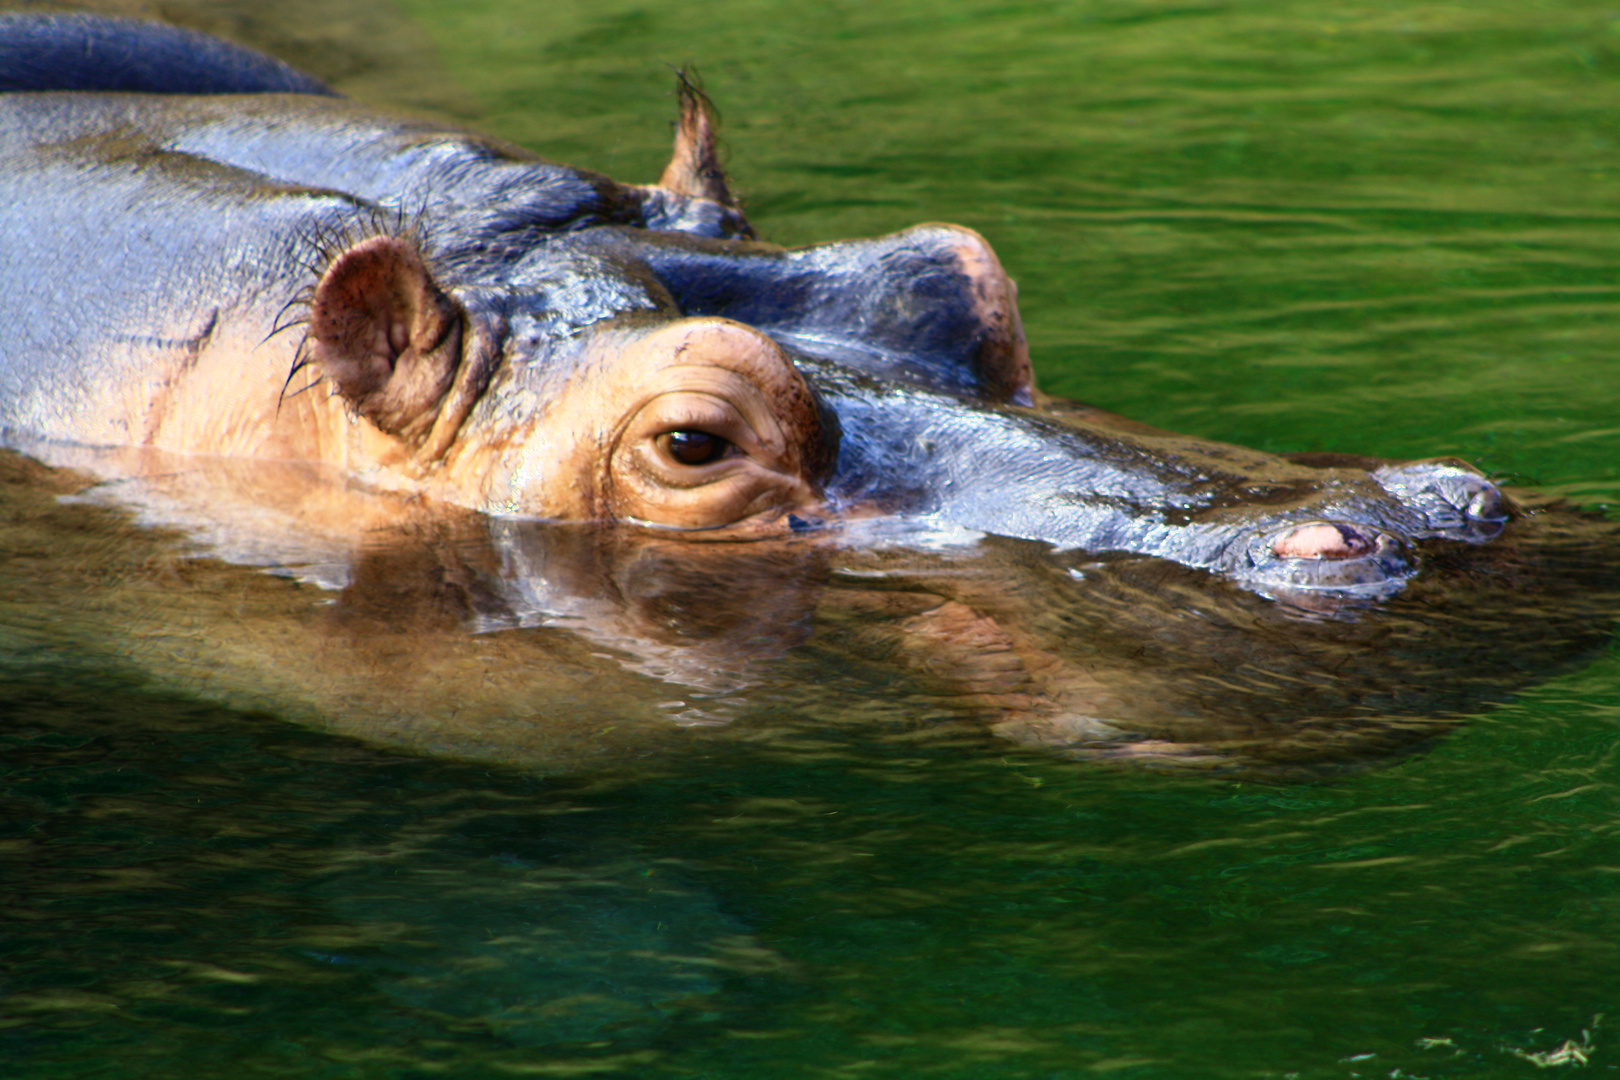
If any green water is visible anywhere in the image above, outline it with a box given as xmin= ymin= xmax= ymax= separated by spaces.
xmin=8 ymin=0 xmax=1620 ymax=1076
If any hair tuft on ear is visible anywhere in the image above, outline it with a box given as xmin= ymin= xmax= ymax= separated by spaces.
xmin=658 ymin=68 xmax=740 ymax=209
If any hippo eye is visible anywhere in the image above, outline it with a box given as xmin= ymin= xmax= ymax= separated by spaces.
xmin=659 ymin=429 xmax=732 ymax=466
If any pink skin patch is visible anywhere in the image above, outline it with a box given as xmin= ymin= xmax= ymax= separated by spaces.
xmin=1272 ymin=523 xmax=1374 ymax=560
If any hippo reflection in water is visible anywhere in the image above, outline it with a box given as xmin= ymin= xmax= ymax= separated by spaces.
xmin=0 ymin=15 xmax=1614 ymax=776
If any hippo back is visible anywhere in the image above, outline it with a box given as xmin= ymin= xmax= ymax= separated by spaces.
xmin=0 ymin=13 xmax=335 ymax=95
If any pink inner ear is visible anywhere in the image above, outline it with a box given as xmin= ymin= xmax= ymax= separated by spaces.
xmin=310 ymin=236 xmax=423 ymax=397
xmin=308 ymin=234 xmax=462 ymax=440
xmin=388 ymin=318 xmax=410 ymax=359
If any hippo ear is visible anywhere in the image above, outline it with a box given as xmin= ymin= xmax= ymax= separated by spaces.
xmin=657 ymin=71 xmax=740 ymax=209
xmin=307 ymin=235 xmax=462 ymax=442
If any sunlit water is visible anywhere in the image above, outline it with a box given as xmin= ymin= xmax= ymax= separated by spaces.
xmin=6 ymin=1 xmax=1620 ymax=1076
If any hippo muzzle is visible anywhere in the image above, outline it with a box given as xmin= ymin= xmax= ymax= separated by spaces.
xmin=787 ymin=354 xmax=1511 ymax=603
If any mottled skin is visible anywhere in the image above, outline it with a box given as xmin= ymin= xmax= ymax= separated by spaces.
xmin=0 ymin=14 xmax=1508 ymax=603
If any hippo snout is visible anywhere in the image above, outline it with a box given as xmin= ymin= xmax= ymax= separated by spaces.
xmin=1228 ymin=463 xmax=1510 ymax=604
xmin=812 ymin=366 xmax=1515 ymax=606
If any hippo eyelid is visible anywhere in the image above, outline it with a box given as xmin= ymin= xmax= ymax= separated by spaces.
xmin=630 ymin=389 xmax=770 ymax=459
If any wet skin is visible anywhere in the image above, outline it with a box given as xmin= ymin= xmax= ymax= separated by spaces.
xmin=2 ymin=16 xmax=1615 ymax=776
xmin=0 ymin=15 xmax=1513 ymax=606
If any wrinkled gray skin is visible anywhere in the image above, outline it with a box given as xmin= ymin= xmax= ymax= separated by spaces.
xmin=0 ymin=14 xmax=1507 ymax=601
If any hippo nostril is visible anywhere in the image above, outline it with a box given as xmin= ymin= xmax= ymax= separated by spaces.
xmin=1371 ymin=460 xmax=1510 ymax=540
xmin=1244 ymin=522 xmax=1415 ymax=606
xmin=1271 ymin=522 xmax=1376 ymax=561
xmin=1466 ymin=484 xmax=1506 ymax=523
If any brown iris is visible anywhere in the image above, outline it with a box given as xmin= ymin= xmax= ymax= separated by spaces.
xmin=661 ymin=430 xmax=731 ymax=466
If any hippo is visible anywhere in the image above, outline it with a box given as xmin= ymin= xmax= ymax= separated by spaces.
xmin=3 ymin=14 xmax=1616 ymax=780
xmin=0 ymin=13 xmax=1513 ymax=610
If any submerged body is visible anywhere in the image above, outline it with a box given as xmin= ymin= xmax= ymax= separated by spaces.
xmin=4 ymin=447 xmax=1614 ymax=779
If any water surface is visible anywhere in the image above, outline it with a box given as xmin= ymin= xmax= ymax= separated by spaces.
xmin=7 ymin=1 xmax=1620 ymax=1077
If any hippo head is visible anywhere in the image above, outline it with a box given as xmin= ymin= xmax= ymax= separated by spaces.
xmin=298 ymin=88 xmax=1508 ymax=607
